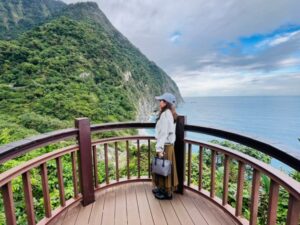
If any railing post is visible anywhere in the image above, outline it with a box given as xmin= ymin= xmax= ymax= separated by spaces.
xmin=1 ymin=182 xmax=16 ymax=225
xmin=175 ymin=115 xmax=186 ymax=194
xmin=75 ymin=118 xmax=95 ymax=206
xmin=286 ymin=194 xmax=300 ymax=225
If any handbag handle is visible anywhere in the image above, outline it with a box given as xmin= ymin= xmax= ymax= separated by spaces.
xmin=154 ymin=156 xmax=165 ymax=167
xmin=155 ymin=145 xmax=167 ymax=167
xmin=162 ymin=146 xmax=166 ymax=167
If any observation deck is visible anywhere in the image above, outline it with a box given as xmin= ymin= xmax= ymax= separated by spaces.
xmin=0 ymin=117 xmax=299 ymax=225
xmin=49 ymin=182 xmax=238 ymax=225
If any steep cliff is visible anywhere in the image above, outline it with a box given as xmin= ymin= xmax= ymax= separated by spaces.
xmin=0 ymin=1 xmax=182 ymax=138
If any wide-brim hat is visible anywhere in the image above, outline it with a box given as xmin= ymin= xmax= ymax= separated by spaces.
xmin=155 ymin=92 xmax=176 ymax=105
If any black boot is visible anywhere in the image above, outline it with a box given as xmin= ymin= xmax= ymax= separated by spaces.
xmin=155 ymin=189 xmax=172 ymax=200
xmin=152 ymin=187 xmax=161 ymax=194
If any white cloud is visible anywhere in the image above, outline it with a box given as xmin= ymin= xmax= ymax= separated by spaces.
xmin=278 ymin=57 xmax=300 ymax=67
xmin=62 ymin=0 xmax=300 ymax=96
xmin=270 ymin=31 xmax=300 ymax=46
xmin=255 ymin=30 xmax=300 ymax=49
xmin=172 ymin=66 xmax=300 ymax=96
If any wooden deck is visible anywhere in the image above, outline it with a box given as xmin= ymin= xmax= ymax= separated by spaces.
xmin=49 ymin=182 xmax=238 ymax=225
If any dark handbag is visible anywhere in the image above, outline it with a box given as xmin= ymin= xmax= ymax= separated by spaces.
xmin=151 ymin=156 xmax=172 ymax=177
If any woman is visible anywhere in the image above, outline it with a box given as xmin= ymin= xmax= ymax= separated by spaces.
xmin=152 ymin=92 xmax=179 ymax=200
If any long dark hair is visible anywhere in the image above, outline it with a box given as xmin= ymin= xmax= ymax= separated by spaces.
xmin=156 ymin=100 xmax=178 ymax=123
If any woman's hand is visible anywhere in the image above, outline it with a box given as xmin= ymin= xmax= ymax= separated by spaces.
xmin=158 ymin=152 xmax=164 ymax=158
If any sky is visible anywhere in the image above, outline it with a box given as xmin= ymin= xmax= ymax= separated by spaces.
xmin=62 ymin=0 xmax=300 ymax=97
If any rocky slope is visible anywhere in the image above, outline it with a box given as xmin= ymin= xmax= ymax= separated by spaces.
xmin=0 ymin=1 xmax=182 ymax=140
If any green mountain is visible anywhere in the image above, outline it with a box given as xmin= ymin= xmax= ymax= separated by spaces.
xmin=0 ymin=1 xmax=182 ymax=141
xmin=0 ymin=0 xmax=67 ymax=39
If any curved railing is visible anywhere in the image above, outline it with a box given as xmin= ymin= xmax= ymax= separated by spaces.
xmin=0 ymin=117 xmax=299 ymax=225
xmin=0 ymin=128 xmax=78 ymax=164
xmin=0 ymin=145 xmax=81 ymax=225
xmin=185 ymin=124 xmax=300 ymax=171
xmin=183 ymin=139 xmax=300 ymax=225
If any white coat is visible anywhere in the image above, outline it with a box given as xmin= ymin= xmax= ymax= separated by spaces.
xmin=155 ymin=109 xmax=176 ymax=152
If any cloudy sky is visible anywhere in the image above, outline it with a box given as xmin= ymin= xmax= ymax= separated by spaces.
xmin=63 ymin=0 xmax=300 ymax=96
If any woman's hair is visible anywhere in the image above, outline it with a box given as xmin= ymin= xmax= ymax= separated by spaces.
xmin=157 ymin=100 xmax=178 ymax=123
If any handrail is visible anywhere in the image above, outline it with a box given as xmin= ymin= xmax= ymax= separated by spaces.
xmin=0 ymin=128 xmax=78 ymax=164
xmin=0 ymin=122 xmax=155 ymax=164
xmin=0 ymin=145 xmax=78 ymax=187
xmin=91 ymin=121 xmax=155 ymax=132
xmin=185 ymin=139 xmax=300 ymax=200
xmin=92 ymin=135 xmax=155 ymax=145
xmin=1 ymin=122 xmax=298 ymax=172
xmin=185 ymin=124 xmax=300 ymax=171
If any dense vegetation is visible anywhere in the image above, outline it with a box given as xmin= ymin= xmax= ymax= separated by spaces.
xmin=0 ymin=3 xmax=181 ymax=143
xmin=0 ymin=0 xmax=66 ymax=40
xmin=0 ymin=1 xmax=298 ymax=225
xmin=1 ymin=17 xmax=136 ymax=127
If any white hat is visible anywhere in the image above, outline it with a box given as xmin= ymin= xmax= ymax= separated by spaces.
xmin=155 ymin=92 xmax=176 ymax=105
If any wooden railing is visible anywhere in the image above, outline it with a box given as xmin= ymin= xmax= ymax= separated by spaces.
xmin=0 ymin=145 xmax=80 ymax=225
xmin=0 ymin=117 xmax=299 ymax=225
xmin=183 ymin=140 xmax=300 ymax=225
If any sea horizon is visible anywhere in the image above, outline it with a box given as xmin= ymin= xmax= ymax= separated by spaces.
xmin=176 ymin=96 xmax=300 ymax=172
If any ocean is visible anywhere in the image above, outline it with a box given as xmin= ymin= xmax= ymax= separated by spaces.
xmin=149 ymin=96 xmax=300 ymax=172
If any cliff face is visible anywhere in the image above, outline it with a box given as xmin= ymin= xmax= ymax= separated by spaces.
xmin=0 ymin=1 xmax=182 ymax=136
xmin=56 ymin=2 xmax=183 ymax=121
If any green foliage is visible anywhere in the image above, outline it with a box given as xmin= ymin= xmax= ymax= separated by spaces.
xmin=0 ymin=128 xmax=10 ymax=145
xmin=291 ymin=170 xmax=300 ymax=182
xmin=0 ymin=114 xmax=38 ymax=143
xmin=210 ymin=140 xmax=271 ymax=164
xmin=0 ymin=14 xmax=179 ymax=140
xmin=0 ymin=0 xmax=66 ymax=40
xmin=19 ymin=112 xmax=70 ymax=133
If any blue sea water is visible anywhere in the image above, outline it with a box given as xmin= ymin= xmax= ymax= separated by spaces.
xmin=148 ymin=96 xmax=300 ymax=172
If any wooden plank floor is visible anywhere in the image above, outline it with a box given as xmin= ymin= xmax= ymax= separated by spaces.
xmin=50 ymin=182 xmax=238 ymax=225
